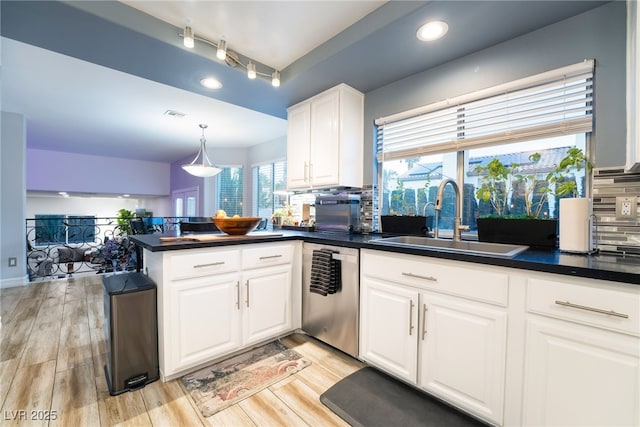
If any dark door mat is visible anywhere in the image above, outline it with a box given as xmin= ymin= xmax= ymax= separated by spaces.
xmin=320 ymin=367 xmax=488 ymax=427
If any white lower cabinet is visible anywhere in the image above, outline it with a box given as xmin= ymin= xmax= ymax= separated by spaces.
xmin=521 ymin=276 xmax=640 ymax=426
xmin=419 ymin=293 xmax=507 ymax=424
xmin=170 ymin=273 xmax=241 ymax=372
xmin=522 ymin=317 xmax=640 ymax=426
xmin=359 ymin=249 xmax=508 ymax=425
xmin=242 ymin=264 xmax=292 ymax=346
xmin=145 ymin=242 xmax=298 ymax=380
xmin=359 ymin=277 xmax=419 ymax=382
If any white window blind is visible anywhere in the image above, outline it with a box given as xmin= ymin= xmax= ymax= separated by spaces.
xmin=252 ymin=161 xmax=286 ymax=217
xmin=218 ymin=166 xmax=243 ymax=216
xmin=376 ymin=60 xmax=594 ymax=161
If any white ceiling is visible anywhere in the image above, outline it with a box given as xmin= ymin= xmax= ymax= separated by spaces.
xmin=1 ymin=37 xmax=288 ymax=162
xmin=120 ymin=0 xmax=386 ymax=70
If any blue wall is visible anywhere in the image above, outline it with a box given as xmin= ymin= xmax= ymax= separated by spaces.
xmin=363 ymin=2 xmax=626 ymax=185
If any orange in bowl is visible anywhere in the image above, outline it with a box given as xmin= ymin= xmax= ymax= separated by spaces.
xmin=212 ymin=216 xmax=261 ymax=235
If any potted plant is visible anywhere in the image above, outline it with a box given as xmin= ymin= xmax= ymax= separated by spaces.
xmin=382 ymin=180 xmax=433 ymax=236
xmin=547 ymin=147 xmax=594 ymax=252
xmin=474 ymin=148 xmax=593 ymax=249
xmin=116 ymin=209 xmax=134 ymax=235
xmin=474 ymin=153 xmax=557 ymax=248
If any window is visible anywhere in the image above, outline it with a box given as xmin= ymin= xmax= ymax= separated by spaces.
xmin=252 ymin=161 xmax=287 ymax=217
xmin=377 ymin=61 xmax=594 ymax=235
xmin=218 ymin=166 xmax=244 ymax=216
xmin=35 ymin=214 xmax=96 ymax=245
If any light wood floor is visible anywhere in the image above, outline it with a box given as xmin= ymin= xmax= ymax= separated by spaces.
xmin=0 ymin=275 xmax=364 ymax=426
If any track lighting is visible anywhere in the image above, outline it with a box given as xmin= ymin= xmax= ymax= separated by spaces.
xmin=179 ymin=29 xmax=281 ymax=87
xmin=216 ymin=39 xmax=227 ymax=60
xmin=247 ymin=61 xmax=257 ymax=79
xmin=182 ymin=124 xmax=221 ymax=178
xmin=183 ymin=26 xmax=194 ymax=48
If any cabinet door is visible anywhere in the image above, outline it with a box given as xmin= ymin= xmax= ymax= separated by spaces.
xmin=242 ymin=264 xmax=292 ymax=346
xmin=170 ymin=274 xmax=241 ymax=373
xmin=523 ymin=317 xmax=640 ymax=426
xmin=419 ymin=293 xmax=507 ymax=425
xmin=309 ymin=89 xmax=340 ymax=187
xmin=359 ymin=277 xmax=419 ymax=382
xmin=287 ymin=102 xmax=311 ymax=189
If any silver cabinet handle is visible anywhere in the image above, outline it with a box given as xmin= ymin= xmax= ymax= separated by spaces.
xmin=409 ymin=300 xmax=415 ymax=336
xmin=193 ymin=261 xmax=224 ymax=269
xmin=259 ymin=254 xmax=283 ymax=260
xmin=555 ymin=300 xmax=629 ymax=319
xmin=402 ymin=272 xmax=437 ymax=282
xmin=245 ymin=280 xmax=250 ymax=308
xmin=422 ymin=304 xmax=428 ymax=340
xmin=235 ymin=281 xmax=240 ymax=310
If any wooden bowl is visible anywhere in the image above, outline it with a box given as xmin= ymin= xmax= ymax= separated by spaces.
xmin=212 ymin=217 xmax=261 ymax=235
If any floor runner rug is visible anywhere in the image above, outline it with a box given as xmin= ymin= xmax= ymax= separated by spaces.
xmin=320 ymin=366 xmax=488 ymax=427
xmin=182 ymin=340 xmax=310 ymax=417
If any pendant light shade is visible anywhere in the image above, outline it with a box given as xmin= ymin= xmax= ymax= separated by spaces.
xmin=182 ymin=124 xmax=221 ymax=177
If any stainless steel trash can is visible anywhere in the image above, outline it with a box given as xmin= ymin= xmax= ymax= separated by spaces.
xmin=103 ymin=272 xmax=159 ymax=395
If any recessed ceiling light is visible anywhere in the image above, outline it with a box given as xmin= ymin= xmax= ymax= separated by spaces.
xmin=200 ymin=77 xmax=222 ymax=90
xmin=416 ymin=20 xmax=449 ymax=41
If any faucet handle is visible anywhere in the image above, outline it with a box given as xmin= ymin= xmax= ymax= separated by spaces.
xmin=459 ymin=224 xmax=470 ymax=232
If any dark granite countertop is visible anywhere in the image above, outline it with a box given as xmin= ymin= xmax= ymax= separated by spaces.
xmin=130 ymin=230 xmax=640 ymax=285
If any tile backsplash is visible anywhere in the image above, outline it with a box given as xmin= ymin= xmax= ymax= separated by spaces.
xmin=593 ymin=168 xmax=640 ymax=256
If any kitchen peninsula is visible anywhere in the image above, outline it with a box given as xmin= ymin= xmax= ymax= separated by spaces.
xmin=131 ymin=231 xmax=640 ymax=426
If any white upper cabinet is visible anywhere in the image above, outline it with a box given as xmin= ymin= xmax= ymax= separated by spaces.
xmin=287 ymin=84 xmax=364 ymax=190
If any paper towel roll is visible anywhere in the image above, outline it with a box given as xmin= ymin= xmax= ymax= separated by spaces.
xmin=559 ymin=198 xmax=593 ymax=253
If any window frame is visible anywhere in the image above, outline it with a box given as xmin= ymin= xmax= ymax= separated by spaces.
xmin=375 ymin=61 xmax=594 ymax=234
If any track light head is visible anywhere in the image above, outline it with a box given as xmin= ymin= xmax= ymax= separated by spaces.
xmin=216 ymin=40 xmax=227 ymax=60
xmin=183 ymin=26 xmax=194 ymax=48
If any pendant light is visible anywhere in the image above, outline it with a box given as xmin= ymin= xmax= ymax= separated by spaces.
xmin=182 ymin=124 xmax=221 ymax=177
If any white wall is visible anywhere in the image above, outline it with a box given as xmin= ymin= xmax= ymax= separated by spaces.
xmin=26 ymin=194 xmax=171 ymax=219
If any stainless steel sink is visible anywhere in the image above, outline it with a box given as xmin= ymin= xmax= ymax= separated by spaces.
xmin=370 ymin=236 xmax=528 ymax=258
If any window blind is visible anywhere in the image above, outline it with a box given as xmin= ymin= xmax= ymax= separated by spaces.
xmin=218 ymin=166 xmax=244 ymax=216
xmin=252 ymin=161 xmax=286 ymax=217
xmin=376 ymin=60 xmax=594 ymax=162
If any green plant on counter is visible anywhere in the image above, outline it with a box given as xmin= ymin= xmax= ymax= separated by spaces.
xmin=475 ymin=158 xmax=519 ymax=217
xmin=547 ymin=147 xmax=594 ymax=198
xmin=475 ymin=147 xmax=593 ymax=218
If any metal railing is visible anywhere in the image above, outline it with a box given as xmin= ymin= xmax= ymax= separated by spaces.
xmin=25 ymin=216 xmax=186 ymax=281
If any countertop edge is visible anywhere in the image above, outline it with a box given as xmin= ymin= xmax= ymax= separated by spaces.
xmin=130 ymin=232 xmax=640 ymax=286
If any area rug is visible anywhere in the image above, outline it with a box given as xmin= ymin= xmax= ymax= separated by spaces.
xmin=320 ymin=367 xmax=488 ymax=427
xmin=181 ymin=340 xmax=310 ymax=417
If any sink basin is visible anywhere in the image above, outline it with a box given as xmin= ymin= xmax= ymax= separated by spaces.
xmin=370 ymin=236 xmax=528 ymax=258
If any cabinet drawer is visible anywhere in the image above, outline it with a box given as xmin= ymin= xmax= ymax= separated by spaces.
xmin=242 ymin=244 xmax=293 ymax=270
xmin=361 ymin=250 xmax=508 ymax=306
xmin=527 ymin=278 xmax=640 ymax=336
xmin=169 ymin=249 xmax=240 ymax=280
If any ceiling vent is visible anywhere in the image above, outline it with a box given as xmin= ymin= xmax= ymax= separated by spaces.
xmin=164 ymin=110 xmax=186 ymax=118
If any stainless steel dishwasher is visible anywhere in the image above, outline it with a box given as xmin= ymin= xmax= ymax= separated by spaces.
xmin=302 ymin=242 xmax=359 ymax=357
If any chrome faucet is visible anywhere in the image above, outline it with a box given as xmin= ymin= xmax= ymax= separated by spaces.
xmin=422 ymin=201 xmax=436 ymax=237
xmin=422 ymin=201 xmax=435 ymax=217
xmin=434 ymin=178 xmax=463 ymax=241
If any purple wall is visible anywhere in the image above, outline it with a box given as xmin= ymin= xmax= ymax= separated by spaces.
xmin=27 ymin=148 xmax=171 ymax=196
